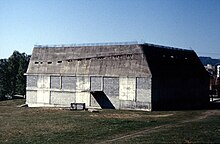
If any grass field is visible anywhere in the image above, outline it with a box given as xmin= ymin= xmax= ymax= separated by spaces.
xmin=0 ymin=99 xmax=220 ymax=144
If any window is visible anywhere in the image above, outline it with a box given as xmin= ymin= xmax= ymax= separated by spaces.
xmin=113 ymin=55 xmax=122 ymax=59
xmin=61 ymin=76 xmax=76 ymax=90
xmin=57 ymin=61 xmax=62 ymax=63
xmin=34 ymin=62 xmax=39 ymax=64
xmin=48 ymin=62 xmax=52 ymax=64
xmin=85 ymin=58 xmax=91 ymax=60
xmin=97 ymin=57 xmax=104 ymax=60
xmin=50 ymin=76 xmax=61 ymax=89
xmin=27 ymin=75 xmax=38 ymax=87
xmin=127 ymin=54 xmax=133 ymax=58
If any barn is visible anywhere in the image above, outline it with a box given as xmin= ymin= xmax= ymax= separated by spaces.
xmin=25 ymin=42 xmax=209 ymax=111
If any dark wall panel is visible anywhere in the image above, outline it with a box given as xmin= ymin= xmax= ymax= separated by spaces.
xmin=50 ymin=76 xmax=60 ymax=89
xmin=27 ymin=75 xmax=38 ymax=88
xmin=62 ymin=76 xmax=76 ymax=90
xmin=103 ymin=77 xmax=119 ymax=97
xmin=90 ymin=76 xmax=102 ymax=91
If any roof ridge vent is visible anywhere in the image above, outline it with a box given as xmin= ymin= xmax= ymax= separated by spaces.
xmin=34 ymin=41 xmax=142 ymax=48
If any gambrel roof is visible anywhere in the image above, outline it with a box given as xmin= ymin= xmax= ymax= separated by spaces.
xmin=27 ymin=44 xmax=150 ymax=77
xmin=26 ymin=43 xmax=207 ymax=78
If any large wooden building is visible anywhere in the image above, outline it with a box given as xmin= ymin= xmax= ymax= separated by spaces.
xmin=25 ymin=43 xmax=209 ymax=111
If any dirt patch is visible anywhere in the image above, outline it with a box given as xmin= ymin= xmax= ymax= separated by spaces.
xmin=182 ymin=110 xmax=220 ymax=123
xmin=197 ymin=110 xmax=220 ymax=120
xmin=144 ymin=114 xmax=174 ymax=118
xmin=90 ymin=114 xmax=140 ymax=119
xmin=90 ymin=113 xmax=173 ymax=119
xmin=97 ymin=110 xmax=220 ymax=144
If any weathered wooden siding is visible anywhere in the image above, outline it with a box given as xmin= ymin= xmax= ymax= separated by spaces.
xmin=26 ymin=45 xmax=151 ymax=77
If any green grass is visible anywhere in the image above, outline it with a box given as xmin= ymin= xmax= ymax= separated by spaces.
xmin=0 ymin=99 xmax=220 ymax=143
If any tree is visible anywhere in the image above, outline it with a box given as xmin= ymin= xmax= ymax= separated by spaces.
xmin=0 ymin=51 xmax=30 ymax=100
xmin=0 ymin=59 xmax=9 ymax=100
xmin=7 ymin=51 xmax=21 ymax=96
xmin=15 ymin=53 xmax=30 ymax=95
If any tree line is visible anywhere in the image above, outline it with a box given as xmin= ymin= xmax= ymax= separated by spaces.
xmin=0 ymin=51 xmax=30 ymax=100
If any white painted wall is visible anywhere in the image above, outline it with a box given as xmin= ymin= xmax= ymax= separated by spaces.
xmin=37 ymin=90 xmax=50 ymax=104
xmin=37 ymin=75 xmax=50 ymax=88
xmin=75 ymin=76 xmax=90 ymax=106
xmin=119 ymin=77 xmax=136 ymax=101
xmin=37 ymin=75 xmax=50 ymax=104
xmin=75 ymin=92 xmax=90 ymax=106
xmin=51 ymin=92 xmax=75 ymax=106
xmin=26 ymin=90 xmax=37 ymax=104
xmin=76 ymin=76 xmax=90 ymax=91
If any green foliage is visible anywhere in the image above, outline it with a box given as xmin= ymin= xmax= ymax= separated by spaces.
xmin=0 ymin=59 xmax=9 ymax=100
xmin=0 ymin=51 xmax=30 ymax=98
xmin=15 ymin=53 xmax=30 ymax=95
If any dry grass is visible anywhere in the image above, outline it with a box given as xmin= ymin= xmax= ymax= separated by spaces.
xmin=0 ymin=99 xmax=220 ymax=144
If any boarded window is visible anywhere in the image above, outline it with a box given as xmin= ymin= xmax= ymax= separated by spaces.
xmin=50 ymin=76 xmax=60 ymax=89
xmin=136 ymin=77 xmax=151 ymax=102
xmin=137 ymin=77 xmax=151 ymax=90
xmin=103 ymin=77 xmax=119 ymax=97
xmin=91 ymin=76 xmax=102 ymax=91
xmin=62 ymin=76 xmax=76 ymax=90
xmin=67 ymin=59 xmax=73 ymax=62
xmin=27 ymin=75 xmax=38 ymax=88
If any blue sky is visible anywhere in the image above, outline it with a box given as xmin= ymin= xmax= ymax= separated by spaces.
xmin=0 ymin=0 xmax=220 ymax=58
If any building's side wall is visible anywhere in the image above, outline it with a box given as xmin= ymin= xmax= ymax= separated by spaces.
xmin=142 ymin=44 xmax=209 ymax=110
xmin=26 ymin=75 xmax=152 ymax=110
xmin=152 ymin=76 xmax=209 ymax=110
